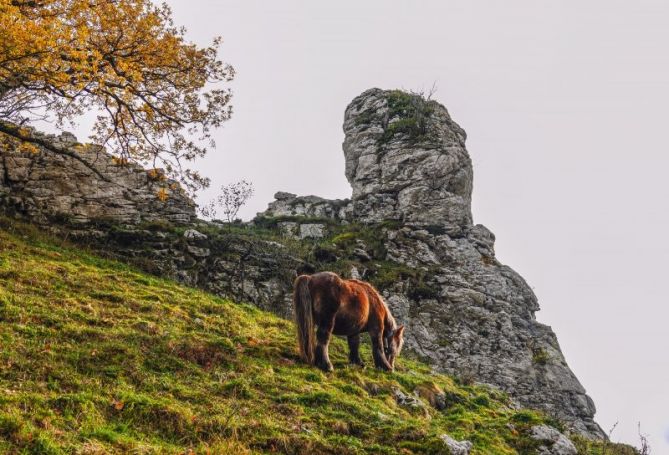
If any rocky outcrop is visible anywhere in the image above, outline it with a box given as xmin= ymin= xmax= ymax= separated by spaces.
xmin=0 ymin=89 xmax=605 ymax=439
xmin=343 ymin=89 xmax=473 ymax=234
xmin=440 ymin=434 xmax=473 ymax=455
xmin=264 ymin=191 xmax=350 ymax=221
xmin=261 ymin=89 xmax=605 ymax=438
xmin=264 ymin=89 xmax=474 ymax=236
xmin=530 ymin=425 xmax=578 ymax=455
xmin=0 ymin=130 xmax=195 ymax=226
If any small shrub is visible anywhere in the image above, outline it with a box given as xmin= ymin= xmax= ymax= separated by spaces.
xmin=532 ymin=348 xmax=550 ymax=365
xmin=407 ymin=281 xmax=439 ymax=301
xmin=140 ymin=219 xmax=174 ymax=232
xmin=511 ymin=410 xmax=542 ymax=425
xmin=472 ymin=394 xmax=491 ymax=408
xmin=200 ymin=180 xmax=254 ymax=223
xmin=312 ymin=245 xmax=338 ymax=263
xmin=0 ymin=414 xmax=22 ymax=438
xmin=381 ymin=90 xmax=436 ymax=143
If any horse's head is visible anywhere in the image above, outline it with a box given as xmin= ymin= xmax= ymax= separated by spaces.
xmin=384 ymin=325 xmax=405 ymax=368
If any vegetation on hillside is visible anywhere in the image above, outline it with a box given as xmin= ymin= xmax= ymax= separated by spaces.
xmin=0 ymin=219 xmax=636 ymax=454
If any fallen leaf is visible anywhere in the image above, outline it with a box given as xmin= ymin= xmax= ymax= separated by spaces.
xmin=111 ymin=400 xmax=124 ymax=410
xmin=247 ymin=337 xmax=260 ymax=346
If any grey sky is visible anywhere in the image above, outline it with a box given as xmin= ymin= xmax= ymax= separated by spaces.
xmin=75 ymin=0 xmax=669 ymax=449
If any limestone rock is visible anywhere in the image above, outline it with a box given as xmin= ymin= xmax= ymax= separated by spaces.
xmin=343 ymin=88 xmax=473 ymax=235
xmin=440 ymin=434 xmax=473 ymax=455
xmin=277 ymin=221 xmax=299 ymax=238
xmin=262 ymin=192 xmax=349 ymax=220
xmin=299 ymin=223 xmax=325 ymax=239
xmin=392 ymin=388 xmax=425 ymax=411
xmin=0 ymin=131 xmax=195 ymax=226
xmin=186 ymin=245 xmax=210 ymax=258
xmin=530 ymin=425 xmax=578 ymax=455
xmin=184 ymin=229 xmax=207 ymax=241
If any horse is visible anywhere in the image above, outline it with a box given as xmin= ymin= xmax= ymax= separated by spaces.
xmin=293 ymin=271 xmax=405 ymax=372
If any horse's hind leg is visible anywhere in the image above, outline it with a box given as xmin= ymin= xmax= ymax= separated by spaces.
xmin=347 ymin=334 xmax=365 ymax=367
xmin=314 ymin=315 xmax=335 ymax=372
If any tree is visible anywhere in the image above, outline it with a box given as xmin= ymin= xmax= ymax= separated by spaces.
xmin=200 ymin=180 xmax=254 ymax=223
xmin=0 ymin=0 xmax=233 ymax=193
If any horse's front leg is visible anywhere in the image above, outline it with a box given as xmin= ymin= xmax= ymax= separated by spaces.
xmin=371 ymin=332 xmax=393 ymax=371
xmin=314 ymin=316 xmax=336 ymax=372
xmin=347 ymin=333 xmax=365 ymax=367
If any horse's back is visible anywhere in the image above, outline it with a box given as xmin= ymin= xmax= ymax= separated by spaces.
xmin=309 ymin=271 xmax=344 ymax=286
xmin=307 ymin=272 xmax=344 ymax=314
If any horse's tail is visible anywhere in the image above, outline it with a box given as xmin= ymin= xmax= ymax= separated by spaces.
xmin=293 ymin=274 xmax=315 ymax=364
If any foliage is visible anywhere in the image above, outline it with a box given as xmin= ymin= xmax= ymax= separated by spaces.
xmin=381 ymin=90 xmax=436 ymax=143
xmin=571 ymin=435 xmax=639 ymax=455
xmin=0 ymin=0 xmax=233 ymax=193
xmin=532 ymin=348 xmax=550 ymax=365
xmin=200 ymin=180 xmax=255 ymax=223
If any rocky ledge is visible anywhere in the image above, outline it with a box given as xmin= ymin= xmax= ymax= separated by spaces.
xmin=0 ymin=129 xmax=195 ymax=226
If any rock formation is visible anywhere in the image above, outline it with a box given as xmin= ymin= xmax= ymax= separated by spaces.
xmin=0 ymin=130 xmax=195 ymax=226
xmin=343 ymin=89 xmax=473 ymax=234
xmin=0 ymin=89 xmax=605 ymax=439
xmin=263 ymin=89 xmax=605 ymax=438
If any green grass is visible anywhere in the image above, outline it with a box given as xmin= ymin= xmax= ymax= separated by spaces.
xmin=381 ymin=90 xmax=435 ymax=143
xmin=0 ymin=220 xmax=633 ymax=454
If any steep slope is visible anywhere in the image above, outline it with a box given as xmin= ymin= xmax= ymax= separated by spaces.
xmin=0 ymin=220 xmax=630 ymax=454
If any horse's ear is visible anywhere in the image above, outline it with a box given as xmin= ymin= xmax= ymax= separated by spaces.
xmin=395 ymin=325 xmax=405 ymax=338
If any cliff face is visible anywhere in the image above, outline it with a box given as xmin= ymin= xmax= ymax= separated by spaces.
xmin=0 ymin=89 xmax=605 ymax=439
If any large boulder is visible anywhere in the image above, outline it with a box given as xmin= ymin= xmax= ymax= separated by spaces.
xmin=343 ymin=88 xmax=473 ymax=235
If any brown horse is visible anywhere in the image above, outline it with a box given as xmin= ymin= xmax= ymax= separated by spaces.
xmin=293 ymin=271 xmax=405 ymax=372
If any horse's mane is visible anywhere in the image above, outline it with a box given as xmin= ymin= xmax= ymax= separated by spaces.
xmin=348 ymin=279 xmax=397 ymax=333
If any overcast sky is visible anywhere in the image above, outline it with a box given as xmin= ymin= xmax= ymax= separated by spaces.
xmin=82 ymin=0 xmax=669 ymax=449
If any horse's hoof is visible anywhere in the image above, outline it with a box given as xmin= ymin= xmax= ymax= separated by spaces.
xmin=317 ymin=363 xmax=334 ymax=372
xmin=349 ymin=359 xmax=365 ymax=368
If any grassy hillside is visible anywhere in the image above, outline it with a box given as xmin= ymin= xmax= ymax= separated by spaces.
xmin=0 ymin=219 xmax=633 ymax=454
